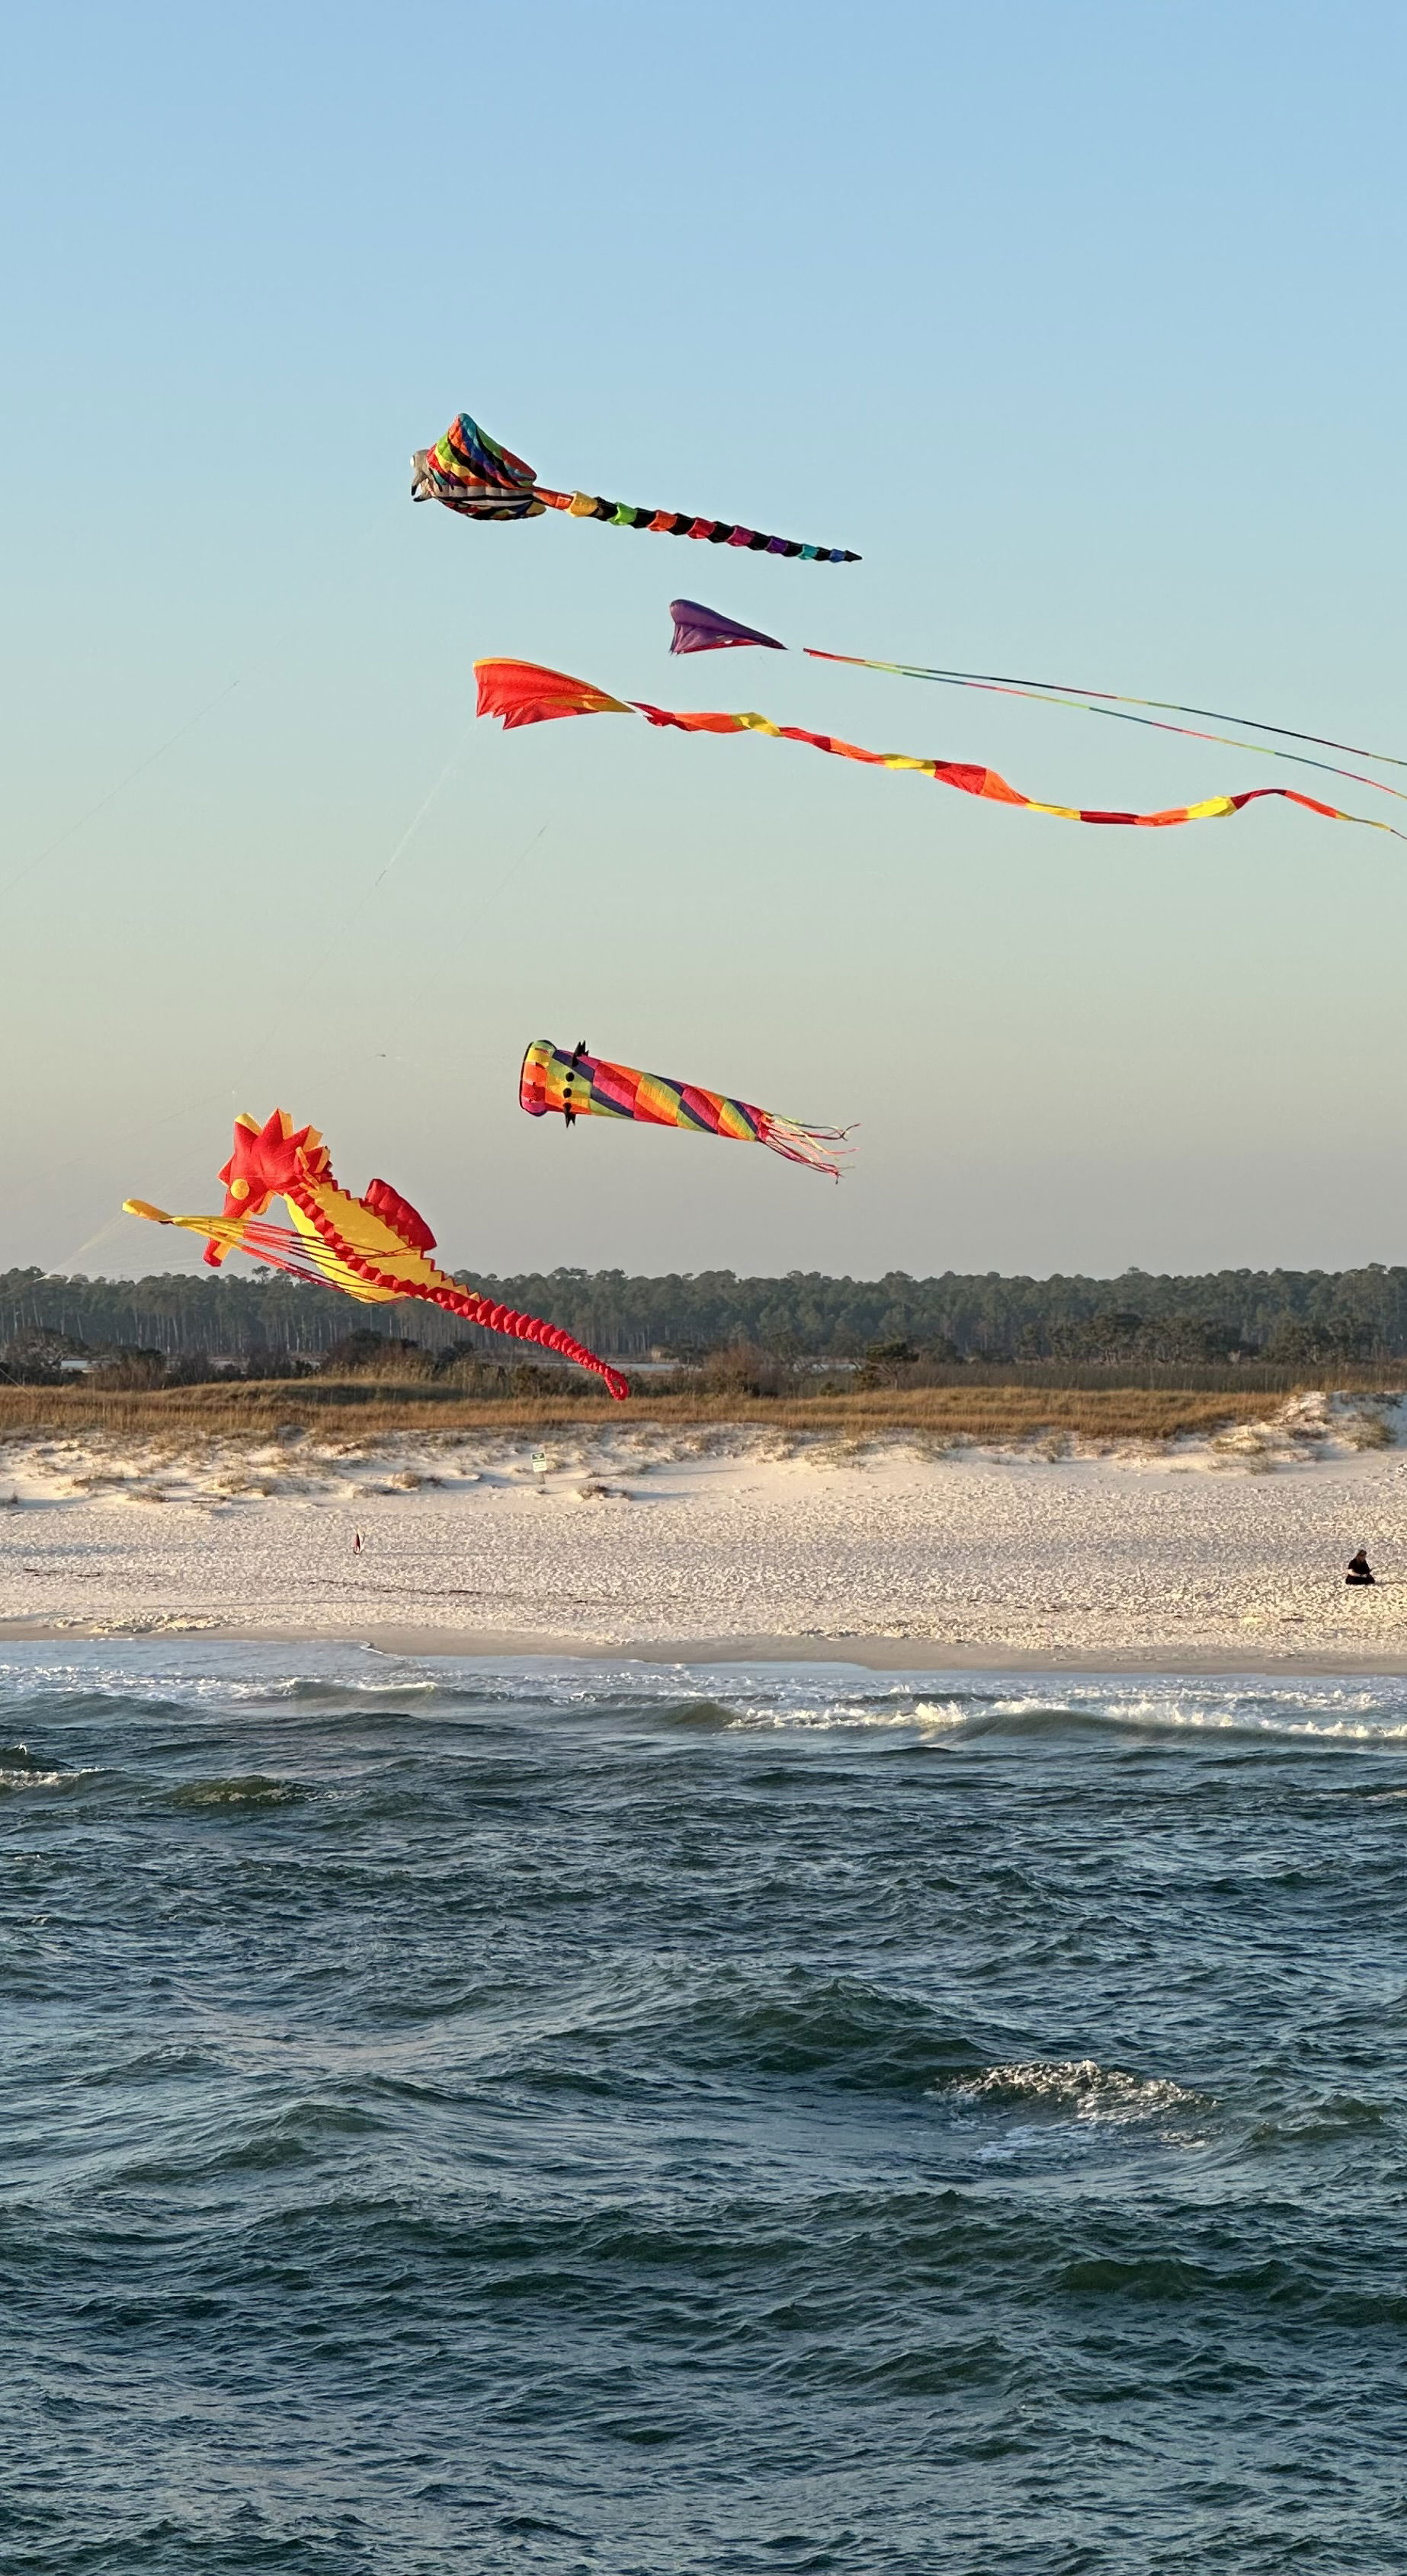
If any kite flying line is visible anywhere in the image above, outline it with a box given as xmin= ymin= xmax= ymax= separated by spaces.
xmin=0 ymin=675 xmax=242 ymax=905
xmin=238 ymin=717 xmax=478 ymax=1101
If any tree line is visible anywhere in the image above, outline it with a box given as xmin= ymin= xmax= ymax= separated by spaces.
xmin=5 ymin=1260 xmax=1407 ymax=1375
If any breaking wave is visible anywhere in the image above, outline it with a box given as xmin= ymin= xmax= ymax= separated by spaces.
xmin=947 ymin=2058 xmax=1211 ymax=2127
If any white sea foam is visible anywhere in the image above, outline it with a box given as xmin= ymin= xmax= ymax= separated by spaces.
xmin=950 ymin=2059 xmax=1208 ymax=2125
xmin=723 ymin=1692 xmax=970 ymax=1734
xmin=946 ymin=2060 xmax=1215 ymax=2158
xmin=976 ymin=1681 xmax=1407 ymax=1742
xmin=7 ymin=1631 xmax=1407 ymax=1755
xmin=0 ymin=1756 xmax=94 ymax=1791
xmin=699 ymin=1673 xmax=1407 ymax=1744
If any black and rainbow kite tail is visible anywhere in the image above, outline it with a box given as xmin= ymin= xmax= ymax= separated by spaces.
xmin=411 ymin=412 xmax=858 ymax=562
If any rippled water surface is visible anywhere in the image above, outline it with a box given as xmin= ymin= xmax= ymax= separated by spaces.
xmin=2 ymin=1643 xmax=1405 ymax=2573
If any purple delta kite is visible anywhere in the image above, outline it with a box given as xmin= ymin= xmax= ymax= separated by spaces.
xmin=668 ymin=599 xmax=785 ymax=656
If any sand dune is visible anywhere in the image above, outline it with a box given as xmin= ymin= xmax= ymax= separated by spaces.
xmin=2 ymin=1392 xmax=1405 ymax=1664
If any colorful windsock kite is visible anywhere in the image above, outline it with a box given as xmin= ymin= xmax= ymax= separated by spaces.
xmin=412 ymin=412 xmax=858 ymax=561
xmin=666 ymin=601 xmax=1407 ymax=808
xmin=124 ymin=1109 xmax=630 ymax=1399
xmin=521 ymin=1040 xmax=851 ymax=1180
xmin=475 ymin=658 xmax=1407 ymax=842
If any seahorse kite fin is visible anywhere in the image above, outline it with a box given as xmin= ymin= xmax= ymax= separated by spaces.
xmin=123 ymin=1108 xmax=630 ymax=1399
xmin=411 ymin=412 xmax=858 ymax=561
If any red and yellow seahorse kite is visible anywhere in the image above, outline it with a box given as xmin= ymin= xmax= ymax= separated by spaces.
xmin=124 ymin=1108 xmax=629 ymax=1399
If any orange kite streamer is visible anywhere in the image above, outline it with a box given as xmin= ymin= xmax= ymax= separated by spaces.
xmin=124 ymin=1108 xmax=629 ymax=1400
xmin=473 ymin=659 xmax=1406 ymax=841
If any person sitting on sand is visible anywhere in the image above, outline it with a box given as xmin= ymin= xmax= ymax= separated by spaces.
xmin=1346 ymin=1549 xmax=1375 ymax=1586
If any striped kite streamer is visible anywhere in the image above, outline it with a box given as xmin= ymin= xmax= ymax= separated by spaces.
xmin=667 ymin=602 xmax=1407 ymax=809
xmin=805 ymin=651 xmax=1407 ymax=810
xmin=475 ymin=659 xmax=1407 ymax=842
xmin=520 ymin=1040 xmax=851 ymax=1180
xmin=412 ymin=412 xmax=858 ymax=560
xmin=815 ymin=656 xmax=1407 ymax=773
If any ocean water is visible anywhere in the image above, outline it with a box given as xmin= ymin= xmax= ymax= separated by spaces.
xmin=2 ymin=1644 xmax=1404 ymax=2574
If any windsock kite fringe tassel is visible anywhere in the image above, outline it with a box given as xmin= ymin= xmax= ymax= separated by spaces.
xmin=521 ymin=1041 xmax=853 ymax=1181
xmin=753 ymin=1112 xmax=857 ymax=1178
xmin=474 ymin=660 xmax=1407 ymax=843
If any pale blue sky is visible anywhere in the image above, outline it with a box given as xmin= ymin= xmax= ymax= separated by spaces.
xmin=3 ymin=0 xmax=1404 ymax=1283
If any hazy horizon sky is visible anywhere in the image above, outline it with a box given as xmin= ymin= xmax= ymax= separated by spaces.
xmin=3 ymin=0 xmax=1405 ymax=1285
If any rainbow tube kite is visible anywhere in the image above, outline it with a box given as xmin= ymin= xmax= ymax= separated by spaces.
xmin=411 ymin=412 xmax=858 ymax=562
xmin=124 ymin=1109 xmax=630 ymax=1400
xmin=521 ymin=1040 xmax=851 ymax=1180
xmin=668 ymin=600 xmax=1407 ymax=808
xmin=475 ymin=659 xmax=1406 ymax=842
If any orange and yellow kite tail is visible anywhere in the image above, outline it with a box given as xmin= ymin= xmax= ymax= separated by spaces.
xmin=473 ymin=659 xmax=1407 ymax=842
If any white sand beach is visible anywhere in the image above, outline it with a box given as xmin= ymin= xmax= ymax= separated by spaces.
xmin=2 ymin=1391 xmax=1406 ymax=1668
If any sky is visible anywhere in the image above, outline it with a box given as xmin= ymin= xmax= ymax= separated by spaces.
xmin=2 ymin=0 xmax=1405 ymax=1286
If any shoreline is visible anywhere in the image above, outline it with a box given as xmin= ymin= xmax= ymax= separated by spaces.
xmin=5 ymin=1616 xmax=1407 ymax=1677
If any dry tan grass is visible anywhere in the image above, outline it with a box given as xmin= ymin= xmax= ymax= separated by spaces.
xmin=0 ymin=1379 xmax=1344 ymax=1445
